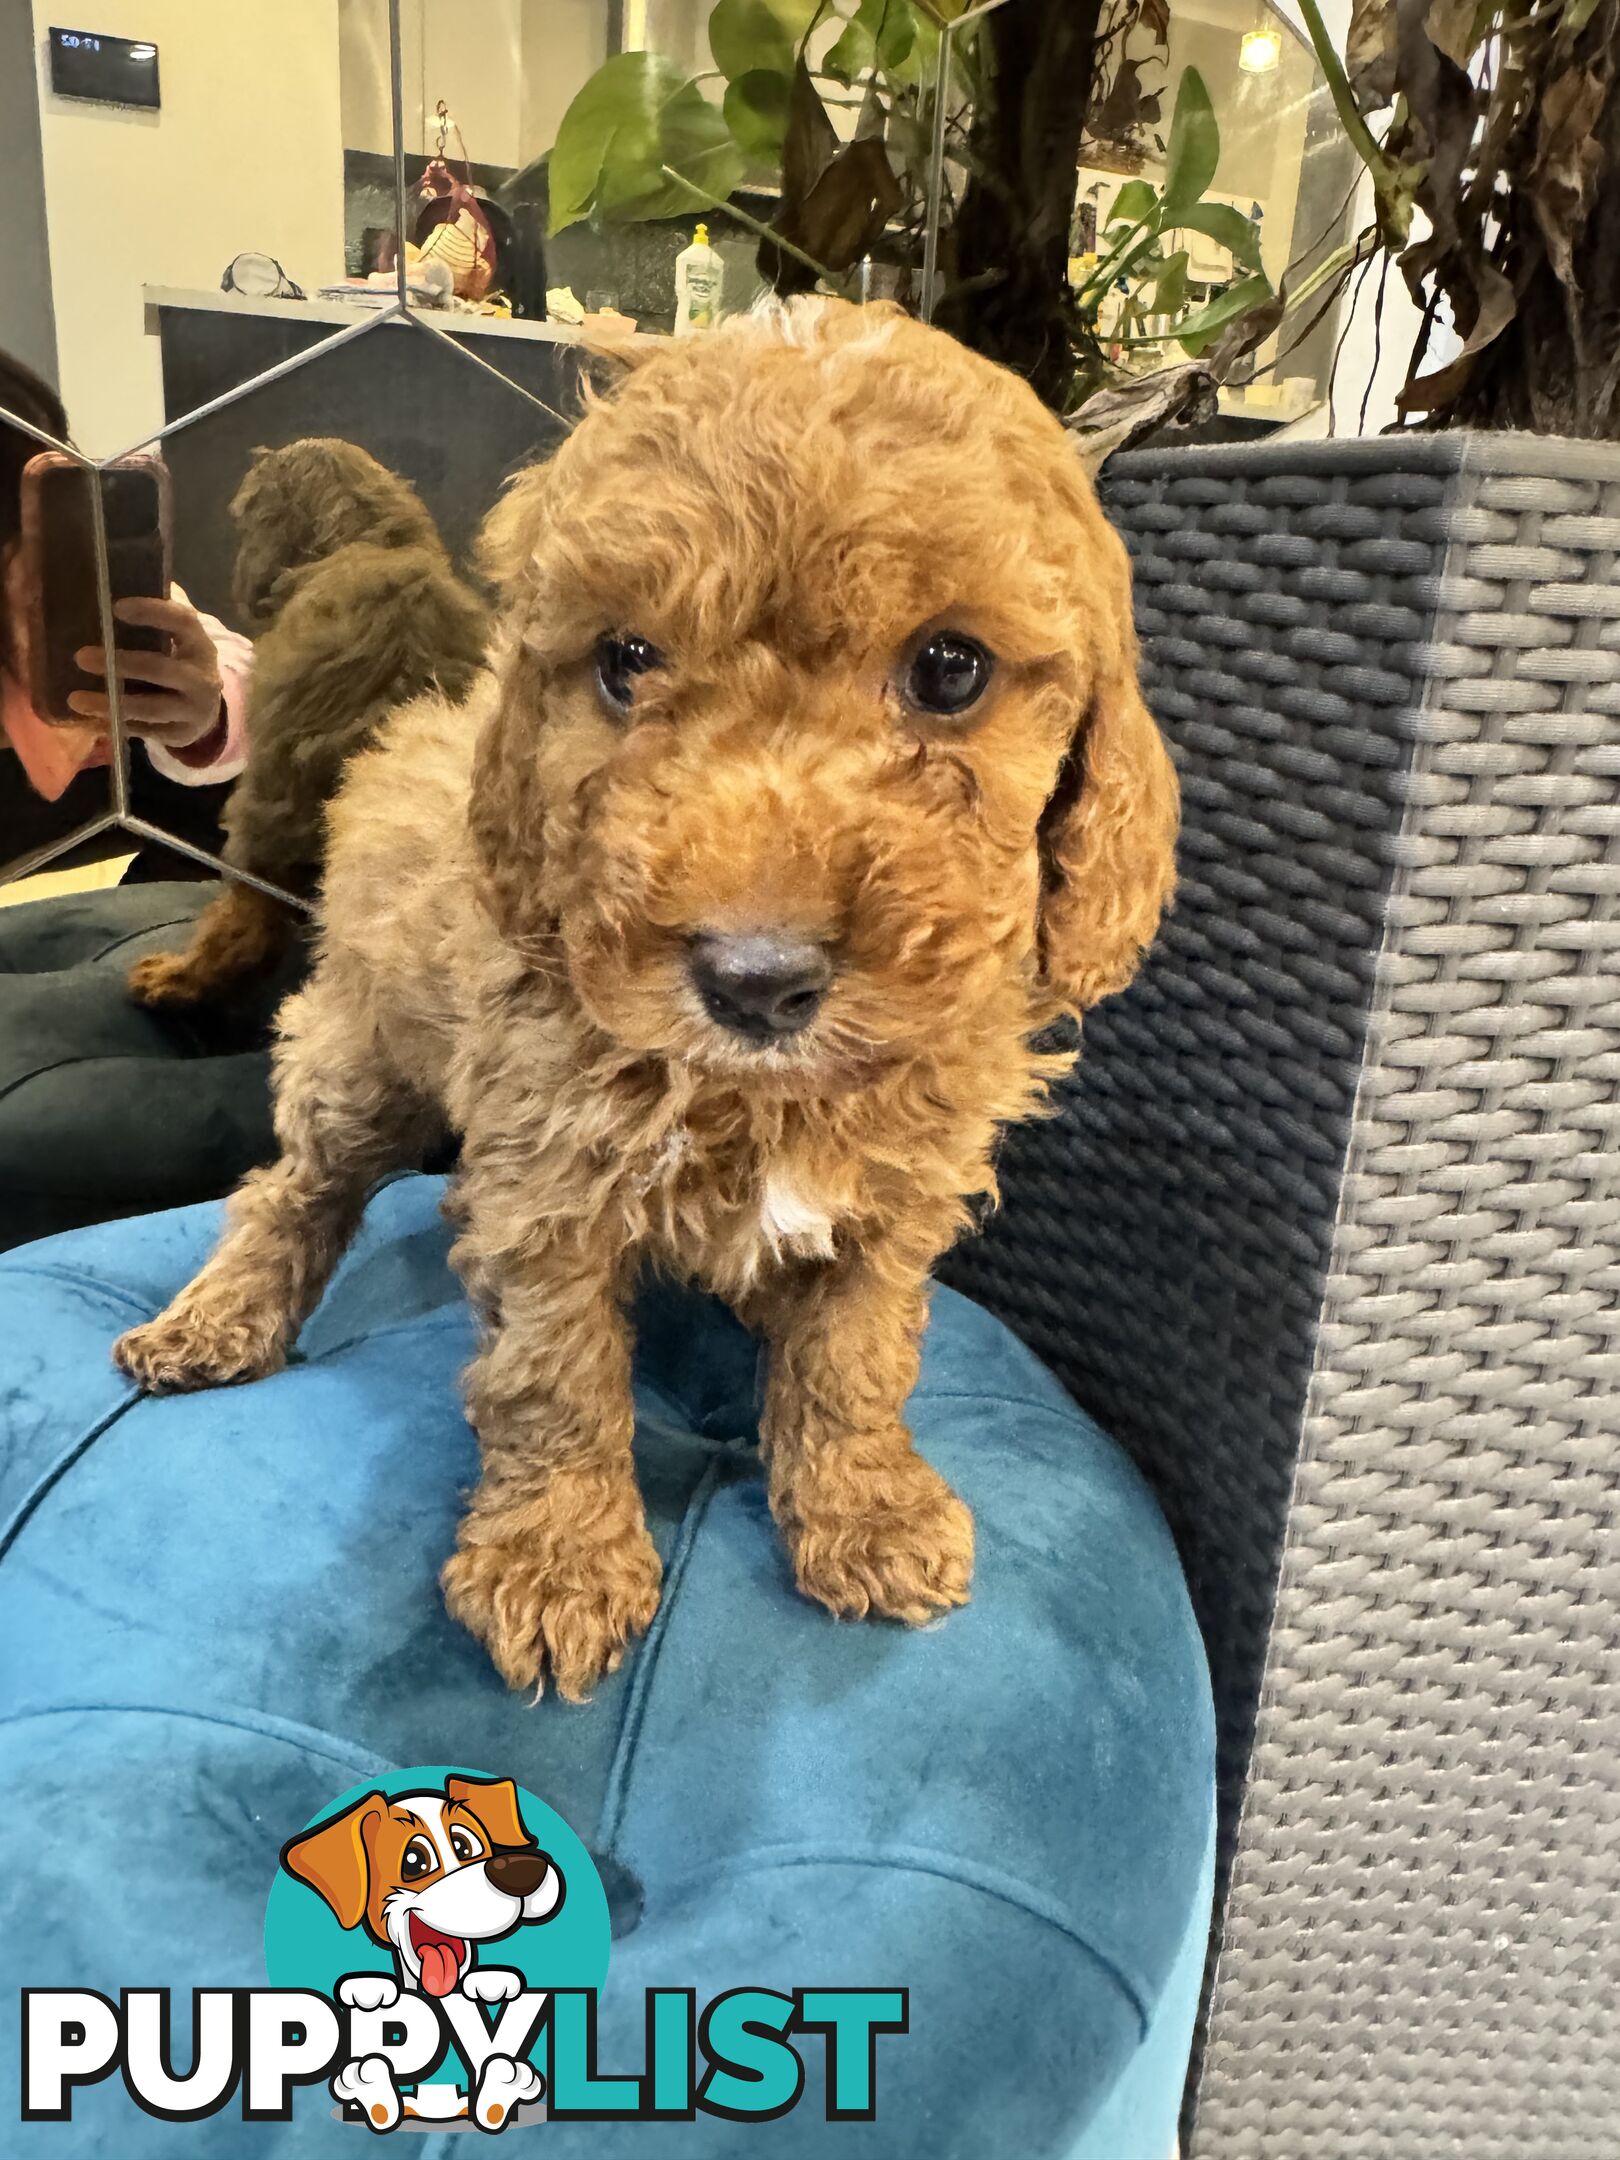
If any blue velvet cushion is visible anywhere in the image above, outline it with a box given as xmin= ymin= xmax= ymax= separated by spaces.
xmin=0 ymin=1175 xmax=1214 ymax=2155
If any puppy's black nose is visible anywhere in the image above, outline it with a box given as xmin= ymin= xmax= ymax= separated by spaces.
xmin=485 ymin=1850 xmax=549 ymax=1898
xmin=688 ymin=932 xmax=832 ymax=1042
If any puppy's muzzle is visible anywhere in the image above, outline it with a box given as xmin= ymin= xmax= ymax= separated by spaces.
xmin=688 ymin=931 xmax=832 ymax=1043
xmin=485 ymin=1850 xmax=550 ymax=1897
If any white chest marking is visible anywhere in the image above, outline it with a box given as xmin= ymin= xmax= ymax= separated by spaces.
xmin=760 ymin=1173 xmax=838 ymax=1261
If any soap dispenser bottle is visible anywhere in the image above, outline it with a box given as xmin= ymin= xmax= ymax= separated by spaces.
xmin=674 ymin=223 xmax=724 ymax=337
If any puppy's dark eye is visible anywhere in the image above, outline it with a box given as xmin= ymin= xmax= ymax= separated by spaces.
xmin=904 ymin=633 xmax=993 ymax=717
xmin=595 ymin=632 xmax=662 ymax=713
xmin=448 ymin=1826 xmax=483 ymax=1863
xmin=400 ymin=1837 xmax=436 ymax=1881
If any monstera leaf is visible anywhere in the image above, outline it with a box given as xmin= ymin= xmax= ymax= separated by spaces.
xmin=708 ymin=0 xmax=821 ymax=82
xmin=824 ymin=0 xmax=917 ymax=83
xmin=548 ymin=51 xmax=744 ymax=232
xmin=724 ymin=67 xmax=795 ymax=162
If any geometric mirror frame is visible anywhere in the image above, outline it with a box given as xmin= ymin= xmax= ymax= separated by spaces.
xmin=3 ymin=0 xmax=569 ymax=901
xmin=3 ymin=305 xmax=568 ymax=901
xmin=4 ymin=0 xmax=991 ymax=899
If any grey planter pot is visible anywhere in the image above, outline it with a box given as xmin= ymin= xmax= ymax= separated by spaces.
xmin=944 ymin=431 xmax=1620 ymax=2157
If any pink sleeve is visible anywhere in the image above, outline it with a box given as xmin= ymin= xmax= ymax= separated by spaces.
xmin=142 ymin=612 xmax=253 ymax=787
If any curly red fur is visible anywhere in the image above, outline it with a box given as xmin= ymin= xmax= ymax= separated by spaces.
xmin=115 ymin=300 xmax=1178 ymax=1699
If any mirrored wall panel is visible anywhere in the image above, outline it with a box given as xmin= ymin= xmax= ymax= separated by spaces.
xmin=1070 ymin=0 xmax=1363 ymax=425
xmin=7 ymin=0 xmax=1367 ymax=898
xmin=371 ymin=0 xmax=954 ymax=392
xmin=31 ymin=6 xmax=390 ymax=453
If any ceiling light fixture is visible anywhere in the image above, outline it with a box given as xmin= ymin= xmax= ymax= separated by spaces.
xmin=1240 ymin=24 xmax=1283 ymax=71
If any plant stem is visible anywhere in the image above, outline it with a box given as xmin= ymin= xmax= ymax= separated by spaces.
xmin=1286 ymin=227 xmax=1378 ymax=311
xmin=658 ymin=164 xmax=838 ymax=284
xmin=1292 ymin=0 xmax=1404 ymax=215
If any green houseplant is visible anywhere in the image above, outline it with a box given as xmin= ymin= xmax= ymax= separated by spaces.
xmin=542 ymin=0 xmax=1620 ymax=447
xmin=540 ymin=0 xmax=1283 ymax=421
xmin=1085 ymin=0 xmax=1620 ymax=445
xmin=1301 ymin=0 xmax=1620 ymax=434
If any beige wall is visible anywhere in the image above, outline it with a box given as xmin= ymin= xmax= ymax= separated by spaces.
xmin=342 ymin=0 xmax=608 ymax=169
xmin=2 ymin=0 xmax=58 ymax=388
xmin=1100 ymin=0 xmax=1317 ymax=286
xmin=417 ymin=0 xmax=523 ymax=164
xmin=338 ymin=0 xmax=399 ymax=156
xmin=34 ymin=0 xmax=346 ymax=457
xmin=641 ymin=0 xmax=709 ymax=80
xmin=521 ymin=0 xmax=610 ymax=166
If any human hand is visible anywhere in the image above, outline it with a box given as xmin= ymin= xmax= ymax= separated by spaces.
xmin=68 ymin=596 xmax=224 ymax=750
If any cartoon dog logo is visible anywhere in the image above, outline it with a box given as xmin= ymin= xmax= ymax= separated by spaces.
xmin=281 ymin=1773 xmax=564 ymax=2127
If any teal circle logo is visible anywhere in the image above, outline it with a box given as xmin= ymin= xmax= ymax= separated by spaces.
xmin=264 ymin=1765 xmax=609 ymax=1997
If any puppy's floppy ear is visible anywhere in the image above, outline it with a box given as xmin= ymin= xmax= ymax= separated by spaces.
xmin=469 ymin=641 xmax=552 ymax=955
xmin=477 ymin=461 xmax=555 ymax=601
xmin=1038 ymin=518 xmax=1178 ymax=1012
xmin=280 ymin=1793 xmax=382 ymax=1931
xmin=446 ymin=1774 xmax=535 ymax=1851
xmin=226 ymin=448 xmax=272 ymax=536
xmin=470 ymin=460 xmax=560 ymax=953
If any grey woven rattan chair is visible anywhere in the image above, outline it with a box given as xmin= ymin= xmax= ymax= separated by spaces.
xmin=946 ymin=432 xmax=1620 ymax=2158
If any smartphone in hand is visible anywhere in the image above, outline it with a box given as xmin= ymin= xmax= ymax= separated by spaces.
xmin=18 ymin=453 xmax=172 ymax=725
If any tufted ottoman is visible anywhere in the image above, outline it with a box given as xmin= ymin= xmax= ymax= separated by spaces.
xmin=0 ymin=1175 xmax=1213 ymax=2155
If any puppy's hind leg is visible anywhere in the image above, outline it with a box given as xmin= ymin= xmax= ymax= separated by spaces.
xmin=127 ymin=879 xmax=297 ymax=1010
xmin=114 ymin=969 xmax=435 ymax=1392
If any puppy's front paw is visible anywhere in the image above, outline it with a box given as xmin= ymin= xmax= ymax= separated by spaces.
xmin=442 ymin=1478 xmax=662 ymax=1703
xmin=461 ymin=1967 xmax=523 ymax=2004
xmin=115 ymin=1290 xmax=288 ymax=1393
xmin=337 ymin=1974 xmax=400 ymax=2012
xmin=780 ymin=1445 xmax=974 ymax=1626
xmin=127 ymin=950 xmax=207 ymax=1009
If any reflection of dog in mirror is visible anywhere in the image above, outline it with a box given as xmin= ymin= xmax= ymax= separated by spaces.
xmin=127 ymin=438 xmax=489 ymax=1011
xmin=282 ymin=1773 xmax=560 ymax=2128
xmin=116 ymin=301 xmax=1179 ymax=1702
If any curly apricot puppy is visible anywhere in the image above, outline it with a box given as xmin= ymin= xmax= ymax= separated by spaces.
xmin=115 ymin=300 xmax=1178 ymax=1702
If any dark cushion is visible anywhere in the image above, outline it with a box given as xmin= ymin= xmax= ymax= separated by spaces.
xmin=0 ymin=882 xmax=285 ymax=1252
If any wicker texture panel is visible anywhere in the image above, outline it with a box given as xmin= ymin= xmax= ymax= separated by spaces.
xmin=1194 ymin=442 xmax=1620 ymax=2156
xmin=944 ymin=443 xmax=1455 ymax=1888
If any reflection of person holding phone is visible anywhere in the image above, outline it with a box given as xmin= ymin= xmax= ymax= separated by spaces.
xmin=17 ymin=586 xmax=250 ymax=790
xmin=0 ymin=348 xmax=280 ymax=1252
xmin=1 ymin=353 xmax=252 ymax=858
